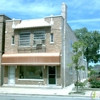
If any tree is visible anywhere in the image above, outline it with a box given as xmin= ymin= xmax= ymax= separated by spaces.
xmin=74 ymin=27 xmax=100 ymax=68
xmin=69 ymin=41 xmax=85 ymax=93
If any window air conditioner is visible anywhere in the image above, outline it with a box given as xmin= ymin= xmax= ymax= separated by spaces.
xmin=35 ymin=39 xmax=42 ymax=45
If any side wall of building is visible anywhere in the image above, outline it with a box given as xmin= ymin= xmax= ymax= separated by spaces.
xmin=64 ymin=24 xmax=77 ymax=86
xmin=61 ymin=3 xmax=87 ymax=87
xmin=64 ymin=24 xmax=87 ymax=86
xmin=0 ymin=16 xmax=4 ymax=86
xmin=0 ymin=15 xmax=11 ymax=86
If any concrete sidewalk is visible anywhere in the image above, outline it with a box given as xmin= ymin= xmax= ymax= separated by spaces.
xmin=0 ymin=84 xmax=99 ymax=97
xmin=0 ymin=84 xmax=74 ymax=96
xmin=0 ymin=87 xmax=69 ymax=96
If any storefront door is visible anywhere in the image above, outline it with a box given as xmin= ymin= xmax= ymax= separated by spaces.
xmin=8 ymin=66 xmax=15 ymax=85
xmin=48 ymin=66 xmax=56 ymax=85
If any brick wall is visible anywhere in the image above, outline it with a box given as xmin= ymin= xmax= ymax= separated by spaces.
xmin=5 ymin=16 xmax=62 ymax=53
xmin=0 ymin=15 xmax=11 ymax=86
xmin=64 ymin=24 xmax=77 ymax=86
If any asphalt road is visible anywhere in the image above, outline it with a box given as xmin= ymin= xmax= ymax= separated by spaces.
xmin=0 ymin=94 xmax=99 ymax=100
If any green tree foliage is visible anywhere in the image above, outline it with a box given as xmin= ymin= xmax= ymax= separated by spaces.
xmin=71 ymin=41 xmax=85 ymax=92
xmin=74 ymin=27 xmax=100 ymax=67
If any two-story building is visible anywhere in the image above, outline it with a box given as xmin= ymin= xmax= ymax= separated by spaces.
xmin=1 ymin=3 xmax=87 ymax=88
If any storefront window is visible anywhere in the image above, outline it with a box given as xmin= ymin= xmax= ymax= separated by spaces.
xmin=19 ymin=66 xmax=43 ymax=79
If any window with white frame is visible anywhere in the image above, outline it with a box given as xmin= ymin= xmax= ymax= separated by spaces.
xmin=11 ymin=36 xmax=14 ymax=45
xmin=33 ymin=31 xmax=45 ymax=45
xmin=50 ymin=33 xmax=54 ymax=43
xmin=19 ymin=33 xmax=30 ymax=46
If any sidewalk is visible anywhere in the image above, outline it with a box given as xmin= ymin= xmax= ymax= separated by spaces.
xmin=0 ymin=84 xmax=74 ymax=96
xmin=0 ymin=84 xmax=99 ymax=97
xmin=0 ymin=87 xmax=69 ymax=96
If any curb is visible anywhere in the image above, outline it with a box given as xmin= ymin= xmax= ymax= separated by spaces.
xmin=0 ymin=92 xmax=91 ymax=97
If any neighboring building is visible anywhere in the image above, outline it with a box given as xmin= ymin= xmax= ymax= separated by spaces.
xmin=91 ymin=65 xmax=100 ymax=78
xmin=92 ymin=65 xmax=100 ymax=73
xmin=89 ymin=48 xmax=100 ymax=67
xmin=1 ymin=3 xmax=87 ymax=88
xmin=0 ymin=15 xmax=11 ymax=86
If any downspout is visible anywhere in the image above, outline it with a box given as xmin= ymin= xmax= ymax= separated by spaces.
xmin=61 ymin=2 xmax=67 ymax=88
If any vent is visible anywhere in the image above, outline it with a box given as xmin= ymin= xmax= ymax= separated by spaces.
xmin=36 ymin=44 xmax=42 ymax=49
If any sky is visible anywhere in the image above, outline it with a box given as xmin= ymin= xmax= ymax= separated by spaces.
xmin=0 ymin=0 xmax=100 ymax=31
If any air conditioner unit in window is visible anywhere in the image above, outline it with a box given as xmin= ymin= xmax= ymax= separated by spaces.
xmin=35 ymin=39 xmax=42 ymax=45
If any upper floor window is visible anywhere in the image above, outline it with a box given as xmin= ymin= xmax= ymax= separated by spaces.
xmin=33 ymin=31 xmax=45 ymax=45
xmin=34 ymin=31 xmax=45 ymax=40
xmin=70 ymin=41 xmax=73 ymax=52
xmin=11 ymin=36 xmax=14 ymax=45
xmin=69 ymin=66 xmax=73 ymax=75
xmin=50 ymin=33 xmax=54 ymax=43
xmin=19 ymin=33 xmax=30 ymax=46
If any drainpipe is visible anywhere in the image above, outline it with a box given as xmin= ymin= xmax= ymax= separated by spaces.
xmin=0 ymin=21 xmax=5 ymax=86
xmin=61 ymin=2 xmax=67 ymax=88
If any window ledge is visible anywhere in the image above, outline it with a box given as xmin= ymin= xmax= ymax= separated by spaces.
xmin=18 ymin=79 xmax=44 ymax=81
xmin=11 ymin=44 xmax=15 ymax=46
xmin=18 ymin=46 xmax=31 ymax=47
xmin=50 ymin=42 xmax=54 ymax=44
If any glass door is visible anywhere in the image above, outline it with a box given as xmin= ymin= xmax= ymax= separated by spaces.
xmin=48 ymin=66 xmax=56 ymax=84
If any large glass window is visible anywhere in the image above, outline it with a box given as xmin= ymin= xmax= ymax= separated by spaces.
xmin=19 ymin=33 xmax=30 ymax=46
xmin=19 ymin=66 xmax=43 ymax=79
xmin=34 ymin=31 xmax=45 ymax=40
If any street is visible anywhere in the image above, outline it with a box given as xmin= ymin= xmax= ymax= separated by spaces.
xmin=0 ymin=94 xmax=99 ymax=100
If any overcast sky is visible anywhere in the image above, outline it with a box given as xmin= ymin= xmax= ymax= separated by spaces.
xmin=0 ymin=0 xmax=100 ymax=31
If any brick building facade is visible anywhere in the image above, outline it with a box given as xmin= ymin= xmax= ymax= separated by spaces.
xmin=1 ymin=3 xmax=87 ymax=88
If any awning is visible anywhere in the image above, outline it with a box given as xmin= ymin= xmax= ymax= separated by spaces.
xmin=2 ymin=53 xmax=61 ymax=65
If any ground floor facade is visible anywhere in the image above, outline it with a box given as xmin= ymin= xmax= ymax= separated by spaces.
xmin=3 ymin=65 xmax=61 ymax=86
xmin=1 ymin=53 xmax=87 ymax=87
xmin=1 ymin=53 xmax=62 ymax=86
